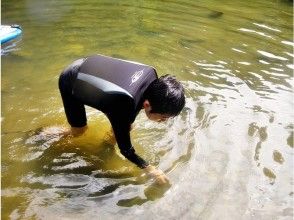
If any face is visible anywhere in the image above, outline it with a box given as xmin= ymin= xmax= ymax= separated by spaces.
xmin=143 ymin=100 xmax=172 ymax=122
xmin=145 ymin=111 xmax=171 ymax=122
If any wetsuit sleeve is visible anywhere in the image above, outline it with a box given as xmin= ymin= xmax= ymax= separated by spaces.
xmin=107 ymin=113 xmax=149 ymax=169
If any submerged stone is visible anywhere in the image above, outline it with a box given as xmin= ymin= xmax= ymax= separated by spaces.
xmin=208 ymin=10 xmax=224 ymax=18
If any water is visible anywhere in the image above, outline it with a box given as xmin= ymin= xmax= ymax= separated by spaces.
xmin=2 ymin=0 xmax=293 ymax=219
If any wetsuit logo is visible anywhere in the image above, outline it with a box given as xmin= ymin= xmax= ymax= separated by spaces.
xmin=130 ymin=70 xmax=144 ymax=86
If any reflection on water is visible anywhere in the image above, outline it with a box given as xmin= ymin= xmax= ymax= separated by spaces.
xmin=1 ymin=38 xmax=23 ymax=55
xmin=2 ymin=0 xmax=293 ymax=219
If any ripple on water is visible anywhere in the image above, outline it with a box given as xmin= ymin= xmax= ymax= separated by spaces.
xmin=257 ymin=50 xmax=288 ymax=61
xmin=9 ymin=127 xmax=66 ymax=162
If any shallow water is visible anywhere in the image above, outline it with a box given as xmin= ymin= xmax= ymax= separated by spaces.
xmin=2 ymin=0 xmax=293 ymax=219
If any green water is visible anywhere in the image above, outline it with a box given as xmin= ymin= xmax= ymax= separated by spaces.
xmin=2 ymin=0 xmax=293 ymax=219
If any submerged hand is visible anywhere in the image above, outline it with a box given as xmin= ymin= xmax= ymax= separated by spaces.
xmin=154 ymin=172 xmax=169 ymax=185
xmin=144 ymin=165 xmax=170 ymax=185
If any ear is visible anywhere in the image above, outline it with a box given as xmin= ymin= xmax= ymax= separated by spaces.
xmin=143 ymin=100 xmax=152 ymax=110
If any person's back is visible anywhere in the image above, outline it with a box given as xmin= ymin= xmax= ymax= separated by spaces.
xmin=72 ymin=54 xmax=158 ymax=121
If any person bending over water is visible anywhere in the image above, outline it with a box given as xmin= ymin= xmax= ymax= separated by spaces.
xmin=58 ymin=54 xmax=185 ymax=184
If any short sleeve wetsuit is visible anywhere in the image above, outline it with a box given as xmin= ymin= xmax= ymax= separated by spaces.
xmin=58 ymin=55 xmax=158 ymax=168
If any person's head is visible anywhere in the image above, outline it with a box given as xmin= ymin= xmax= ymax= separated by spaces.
xmin=143 ymin=74 xmax=185 ymax=122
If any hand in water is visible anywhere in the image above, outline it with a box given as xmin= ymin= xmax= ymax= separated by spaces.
xmin=144 ymin=165 xmax=170 ymax=185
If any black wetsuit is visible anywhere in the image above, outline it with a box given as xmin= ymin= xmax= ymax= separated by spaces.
xmin=58 ymin=55 xmax=158 ymax=168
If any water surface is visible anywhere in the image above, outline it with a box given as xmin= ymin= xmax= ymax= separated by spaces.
xmin=2 ymin=0 xmax=293 ymax=219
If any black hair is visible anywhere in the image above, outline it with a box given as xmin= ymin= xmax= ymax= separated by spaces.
xmin=144 ymin=74 xmax=185 ymax=116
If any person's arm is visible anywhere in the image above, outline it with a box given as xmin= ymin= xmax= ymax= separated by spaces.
xmin=103 ymin=124 xmax=133 ymax=146
xmin=108 ymin=114 xmax=169 ymax=184
xmin=108 ymin=114 xmax=149 ymax=169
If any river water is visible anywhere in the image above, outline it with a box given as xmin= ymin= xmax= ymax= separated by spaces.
xmin=2 ymin=0 xmax=293 ymax=219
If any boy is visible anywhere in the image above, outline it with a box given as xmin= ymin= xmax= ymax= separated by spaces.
xmin=59 ymin=54 xmax=185 ymax=184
